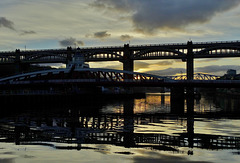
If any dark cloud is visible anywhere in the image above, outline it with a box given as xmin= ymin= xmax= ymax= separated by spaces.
xmin=0 ymin=17 xmax=15 ymax=30
xmin=120 ymin=34 xmax=133 ymax=41
xmin=59 ymin=37 xmax=84 ymax=47
xmin=91 ymin=0 xmax=132 ymax=12
xmin=147 ymin=68 xmax=186 ymax=76
xmin=20 ymin=30 xmax=36 ymax=36
xmin=92 ymin=0 xmax=240 ymax=34
xmin=94 ymin=31 xmax=111 ymax=39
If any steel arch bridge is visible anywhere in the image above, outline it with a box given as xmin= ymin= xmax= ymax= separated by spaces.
xmin=1 ymin=69 xmax=240 ymax=89
xmin=0 ymin=40 xmax=240 ymax=64
xmin=0 ymin=68 xmax=171 ymax=83
xmin=0 ymin=68 xmax=221 ymax=90
xmin=169 ymin=73 xmax=220 ymax=80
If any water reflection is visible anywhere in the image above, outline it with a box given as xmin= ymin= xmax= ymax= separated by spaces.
xmin=0 ymin=92 xmax=240 ymax=162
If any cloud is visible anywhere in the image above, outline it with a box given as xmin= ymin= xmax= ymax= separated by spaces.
xmin=103 ymin=64 xmax=122 ymax=70
xmin=20 ymin=30 xmax=37 ymax=36
xmin=135 ymin=61 xmax=150 ymax=70
xmin=144 ymin=65 xmax=240 ymax=76
xmin=154 ymin=61 xmax=174 ymax=66
xmin=195 ymin=65 xmax=240 ymax=75
xmin=0 ymin=17 xmax=15 ymax=30
xmin=93 ymin=31 xmax=111 ymax=40
xmin=59 ymin=37 xmax=84 ymax=47
xmin=120 ymin=34 xmax=133 ymax=41
xmin=195 ymin=58 xmax=220 ymax=63
xmin=147 ymin=68 xmax=186 ymax=76
xmin=91 ymin=0 xmax=240 ymax=34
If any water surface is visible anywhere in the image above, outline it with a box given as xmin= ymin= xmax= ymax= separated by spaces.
xmin=0 ymin=92 xmax=240 ymax=163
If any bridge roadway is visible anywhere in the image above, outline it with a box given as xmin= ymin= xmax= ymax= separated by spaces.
xmin=0 ymin=40 xmax=240 ymax=64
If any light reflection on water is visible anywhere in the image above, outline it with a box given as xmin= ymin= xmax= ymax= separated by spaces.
xmin=102 ymin=93 xmax=171 ymax=114
xmin=0 ymin=92 xmax=240 ymax=163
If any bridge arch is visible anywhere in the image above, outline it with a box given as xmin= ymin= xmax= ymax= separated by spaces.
xmin=84 ymin=51 xmax=123 ymax=60
xmin=0 ymin=56 xmax=15 ymax=63
xmin=196 ymin=45 xmax=240 ymax=56
xmin=24 ymin=52 xmax=67 ymax=62
xmin=133 ymin=47 xmax=185 ymax=59
xmin=0 ymin=68 xmax=171 ymax=83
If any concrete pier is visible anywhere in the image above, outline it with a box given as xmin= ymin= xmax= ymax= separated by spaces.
xmin=122 ymin=44 xmax=134 ymax=72
xmin=187 ymin=41 xmax=194 ymax=80
xmin=170 ymin=87 xmax=185 ymax=114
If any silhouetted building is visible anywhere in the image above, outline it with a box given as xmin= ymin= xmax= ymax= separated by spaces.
xmin=227 ymin=69 xmax=236 ymax=76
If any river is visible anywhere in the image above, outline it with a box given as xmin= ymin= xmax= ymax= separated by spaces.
xmin=0 ymin=90 xmax=240 ymax=163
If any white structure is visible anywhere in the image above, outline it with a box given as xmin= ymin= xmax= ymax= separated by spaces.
xmin=67 ymin=48 xmax=89 ymax=69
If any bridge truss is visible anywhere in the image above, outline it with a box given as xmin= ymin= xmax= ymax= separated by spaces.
xmin=170 ymin=73 xmax=220 ymax=80
xmin=0 ymin=67 xmax=219 ymax=85
xmin=0 ymin=68 xmax=170 ymax=83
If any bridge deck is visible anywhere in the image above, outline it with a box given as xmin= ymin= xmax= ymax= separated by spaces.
xmin=0 ymin=40 xmax=239 ymax=64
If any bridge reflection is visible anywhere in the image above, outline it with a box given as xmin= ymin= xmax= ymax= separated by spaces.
xmin=0 ymin=95 xmax=240 ymax=154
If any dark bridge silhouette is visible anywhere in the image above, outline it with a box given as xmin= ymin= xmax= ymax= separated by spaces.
xmin=1 ymin=40 xmax=240 ymax=80
xmin=0 ymin=68 xmax=239 ymax=89
xmin=1 ymin=41 xmax=240 ymax=63
xmin=1 ymin=111 xmax=240 ymax=152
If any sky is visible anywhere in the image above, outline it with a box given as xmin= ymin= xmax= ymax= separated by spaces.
xmin=1 ymin=0 xmax=240 ymax=76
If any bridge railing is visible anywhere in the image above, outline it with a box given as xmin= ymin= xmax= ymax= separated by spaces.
xmin=193 ymin=40 xmax=240 ymax=45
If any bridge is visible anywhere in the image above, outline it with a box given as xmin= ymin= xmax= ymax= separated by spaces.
xmin=0 ymin=68 xmax=239 ymax=89
xmin=1 ymin=112 xmax=240 ymax=152
xmin=1 ymin=40 xmax=240 ymax=80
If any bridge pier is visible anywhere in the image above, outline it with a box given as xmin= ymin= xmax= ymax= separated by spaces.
xmin=187 ymin=114 xmax=194 ymax=151
xmin=160 ymin=87 xmax=166 ymax=105
xmin=123 ymin=98 xmax=135 ymax=147
xmin=170 ymin=87 xmax=185 ymax=114
xmin=122 ymin=44 xmax=134 ymax=72
xmin=186 ymin=87 xmax=194 ymax=115
xmin=187 ymin=41 xmax=194 ymax=80
xmin=14 ymin=49 xmax=21 ymax=74
xmin=66 ymin=46 xmax=73 ymax=65
xmin=13 ymin=49 xmax=31 ymax=74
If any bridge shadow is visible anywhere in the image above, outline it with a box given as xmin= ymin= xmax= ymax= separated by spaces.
xmin=0 ymin=92 xmax=240 ymax=154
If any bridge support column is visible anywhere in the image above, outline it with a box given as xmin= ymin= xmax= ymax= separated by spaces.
xmin=170 ymin=87 xmax=185 ymax=114
xmin=186 ymin=87 xmax=194 ymax=151
xmin=187 ymin=41 xmax=194 ymax=80
xmin=66 ymin=46 xmax=73 ymax=65
xmin=161 ymin=94 xmax=165 ymax=105
xmin=186 ymin=87 xmax=194 ymax=115
xmin=122 ymin=44 xmax=134 ymax=72
xmin=123 ymin=98 xmax=135 ymax=147
xmin=160 ymin=87 xmax=166 ymax=105
xmin=187 ymin=114 xmax=194 ymax=150
xmin=14 ymin=49 xmax=21 ymax=74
